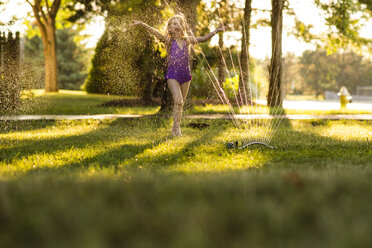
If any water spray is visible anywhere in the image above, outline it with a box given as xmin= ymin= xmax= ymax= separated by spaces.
xmin=226 ymin=141 xmax=275 ymax=149
xmin=148 ymin=1 xmax=286 ymax=149
xmin=0 ymin=34 xmax=3 ymax=77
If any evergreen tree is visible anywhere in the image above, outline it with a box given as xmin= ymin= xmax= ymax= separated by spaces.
xmin=84 ymin=30 xmax=110 ymax=94
xmin=24 ymin=28 xmax=88 ymax=90
xmin=82 ymin=0 xmax=165 ymax=103
xmin=23 ymin=35 xmax=45 ymax=89
xmin=26 ymin=0 xmax=61 ymax=93
xmin=56 ymin=28 xmax=87 ymax=90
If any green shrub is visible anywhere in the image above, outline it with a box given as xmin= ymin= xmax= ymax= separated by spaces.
xmin=190 ymin=64 xmax=219 ymax=100
xmin=0 ymin=32 xmax=21 ymax=114
xmin=83 ymin=2 xmax=165 ymax=98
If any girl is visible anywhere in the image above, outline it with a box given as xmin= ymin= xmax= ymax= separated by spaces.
xmin=131 ymin=15 xmax=226 ymax=136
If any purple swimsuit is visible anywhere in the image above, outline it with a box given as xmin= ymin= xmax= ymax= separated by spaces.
xmin=165 ymin=40 xmax=192 ymax=85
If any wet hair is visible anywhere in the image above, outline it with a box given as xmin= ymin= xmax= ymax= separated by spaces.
xmin=165 ymin=15 xmax=188 ymax=38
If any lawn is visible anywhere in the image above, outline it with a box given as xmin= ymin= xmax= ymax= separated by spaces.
xmin=1 ymin=114 xmax=372 ymax=247
xmin=18 ymin=90 xmax=160 ymax=115
xmin=15 ymin=89 xmax=372 ymax=115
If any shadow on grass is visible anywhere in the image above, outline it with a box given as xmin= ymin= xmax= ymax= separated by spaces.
xmin=2 ymin=112 xmax=371 ymax=177
xmin=0 ymin=120 xmax=57 ymax=134
xmin=232 ymin=106 xmax=292 ymax=148
xmin=265 ymin=106 xmax=292 ymax=146
xmin=24 ymin=142 xmax=165 ymax=177
xmin=2 ymin=115 xmax=372 ymax=248
xmin=0 ymin=118 xmax=169 ymax=164
xmin=125 ymin=125 xmax=227 ymax=170
xmin=23 ymin=120 xmax=228 ymax=176
xmin=252 ymin=120 xmax=372 ymax=172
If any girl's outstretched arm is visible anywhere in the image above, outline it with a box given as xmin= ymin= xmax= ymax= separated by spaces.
xmin=131 ymin=20 xmax=167 ymax=43
xmin=187 ymin=24 xmax=228 ymax=44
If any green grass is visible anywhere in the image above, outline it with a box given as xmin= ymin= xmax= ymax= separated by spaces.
xmin=191 ymin=104 xmax=372 ymax=115
xmin=1 ymin=117 xmax=372 ymax=247
xmin=18 ymin=89 xmax=159 ymax=115
xmin=15 ymin=90 xmax=372 ymax=115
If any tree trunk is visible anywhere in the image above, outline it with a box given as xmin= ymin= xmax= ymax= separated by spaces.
xmin=42 ymin=21 xmax=58 ymax=92
xmin=142 ymin=75 xmax=153 ymax=104
xmin=239 ymin=0 xmax=252 ymax=104
xmin=267 ymin=0 xmax=284 ymax=107
xmin=159 ymin=78 xmax=173 ymax=112
xmin=27 ymin=0 xmax=61 ymax=93
xmin=218 ymin=32 xmax=225 ymax=87
xmin=141 ymin=39 xmax=155 ymax=104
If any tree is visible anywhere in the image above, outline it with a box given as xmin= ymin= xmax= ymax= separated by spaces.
xmin=23 ymin=28 xmax=88 ymax=90
xmin=26 ymin=0 xmax=61 ymax=92
xmin=23 ymin=34 xmax=45 ymax=89
xmin=239 ymin=0 xmax=252 ymax=104
xmin=73 ymin=0 xmax=165 ymax=104
xmin=300 ymin=50 xmax=338 ymax=98
xmin=194 ymin=0 xmax=252 ymax=98
xmin=282 ymin=53 xmax=302 ymax=95
xmin=267 ymin=0 xmax=285 ymax=107
xmin=314 ymin=0 xmax=372 ymax=52
xmin=56 ymin=28 xmax=88 ymax=89
xmin=300 ymin=49 xmax=372 ymax=96
xmin=196 ymin=0 xmax=227 ymax=86
xmin=0 ymin=32 xmax=21 ymax=114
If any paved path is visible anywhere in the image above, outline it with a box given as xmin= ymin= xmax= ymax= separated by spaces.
xmin=1 ymin=114 xmax=372 ymax=121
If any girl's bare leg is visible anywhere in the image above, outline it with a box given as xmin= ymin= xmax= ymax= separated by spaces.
xmin=167 ymin=79 xmax=184 ymax=136
xmin=181 ymin=81 xmax=191 ymax=103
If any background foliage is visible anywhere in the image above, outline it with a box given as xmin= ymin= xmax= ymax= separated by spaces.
xmin=298 ymin=49 xmax=372 ymax=97
xmin=82 ymin=0 xmax=166 ymax=101
xmin=23 ymin=27 xmax=89 ymax=90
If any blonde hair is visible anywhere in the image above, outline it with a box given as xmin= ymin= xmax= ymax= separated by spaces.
xmin=165 ymin=15 xmax=188 ymax=39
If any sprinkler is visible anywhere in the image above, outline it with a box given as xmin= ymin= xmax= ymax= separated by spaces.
xmin=226 ymin=141 xmax=275 ymax=149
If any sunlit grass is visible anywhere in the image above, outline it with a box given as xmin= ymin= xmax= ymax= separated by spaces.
xmin=2 ymin=90 xmax=372 ymax=247
xmin=1 ymin=118 xmax=372 ymax=247
xmin=13 ymin=90 xmax=372 ymax=116
xmin=191 ymin=104 xmax=372 ymax=115
xmin=1 ymin=119 xmax=371 ymax=178
xmin=22 ymin=89 xmax=89 ymax=97
xmin=18 ymin=89 xmax=160 ymax=115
